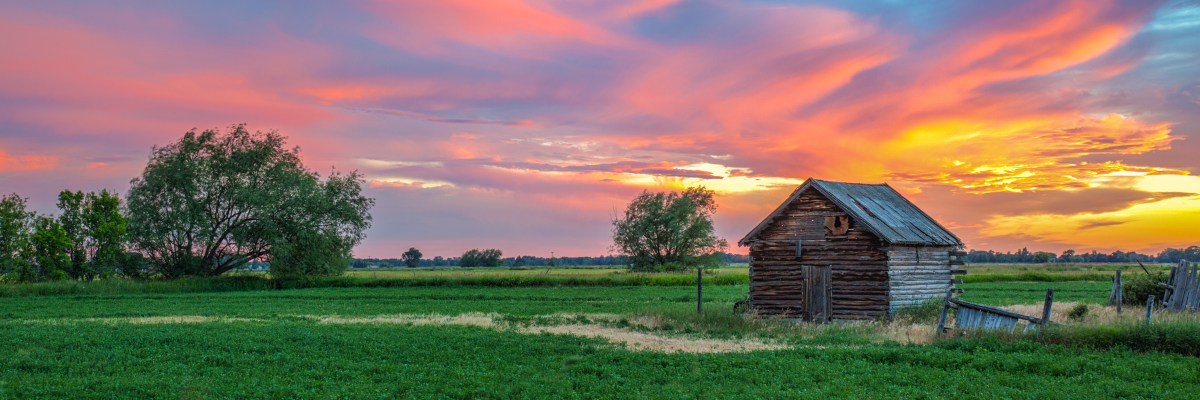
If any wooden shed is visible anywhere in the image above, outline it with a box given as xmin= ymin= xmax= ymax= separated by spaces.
xmin=738 ymin=178 xmax=965 ymax=321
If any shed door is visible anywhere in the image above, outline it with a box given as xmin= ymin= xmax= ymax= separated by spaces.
xmin=803 ymin=265 xmax=832 ymax=322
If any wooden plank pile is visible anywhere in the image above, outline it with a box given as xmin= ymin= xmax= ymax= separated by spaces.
xmin=1163 ymin=260 xmax=1200 ymax=312
xmin=936 ymin=288 xmax=1053 ymax=336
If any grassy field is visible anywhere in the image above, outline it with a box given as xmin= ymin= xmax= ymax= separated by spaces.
xmin=961 ymin=262 xmax=1170 ymax=276
xmin=343 ymin=265 xmax=750 ymax=279
xmin=2 ymin=263 xmax=1198 ymax=398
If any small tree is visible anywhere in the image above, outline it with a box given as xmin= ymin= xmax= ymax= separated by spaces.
xmin=402 ymin=247 xmax=423 ymax=268
xmin=56 ymin=190 xmax=89 ymax=279
xmin=82 ymin=190 xmax=128 ymax=280
xmin=611 ymin=186 xmax=727 ymax=272
xmin=0 ymin=193 xmax=33 ymax=278
xmin=24 ymin=216 xmax=72 ymax=281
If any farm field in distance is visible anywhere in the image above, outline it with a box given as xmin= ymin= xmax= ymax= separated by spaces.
xmin=3 ymin=263 xmax=1199 ymax=398
xmin=343 ymin=265 xmax=751 ymax=279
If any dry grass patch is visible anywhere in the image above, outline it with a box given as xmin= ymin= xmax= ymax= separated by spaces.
xmin=24 ymin=316 xmax=263 ymax=325
xmin=527 ymin=324 xmax=787 ymax=353
xmin=1002 ymin=301 xmax=1200 ymax=326
xmin=310 ymin=312 xmax=501 ymax=329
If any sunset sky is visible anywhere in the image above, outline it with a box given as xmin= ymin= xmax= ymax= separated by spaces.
xmin=2 ymin=0 xmax=1199 ymax=258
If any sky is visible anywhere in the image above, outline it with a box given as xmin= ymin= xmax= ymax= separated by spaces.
xmin=2 ymin=0 xmax=1199 ymax=259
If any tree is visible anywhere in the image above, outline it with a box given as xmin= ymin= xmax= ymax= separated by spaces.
xmin=611 ymin=186 xmax=727 ymax=272
xmin=402 ymin=247 xmax=423 ymax=268
xmin=1059 ymin=249 xmax=1077 ymax=263
xmin=56 ymin=190 xmax=89 ymax=279
xmin=480 ymin=249 xmax=503 ymax=267
xmin=460 ymin=249 xmax=483 ymax=267
xmin=23 ymin=216 xmax=72 ymax=281
xmin=1 ymin=193 xmax=33 ymax=277
xmin=83 ymin=190 xmax=129 ymax=279
xmin=125 ymin=125 xmax=374 ymax=278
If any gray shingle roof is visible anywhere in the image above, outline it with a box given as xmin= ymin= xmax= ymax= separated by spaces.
xmin=738 ymin=178 xmax=963 ymax=247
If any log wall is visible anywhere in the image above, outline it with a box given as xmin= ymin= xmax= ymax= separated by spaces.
xmin=887 ymin=246 xmax=955 ymax=313
xmin=748 ymin=189 xmax=890 ymax=320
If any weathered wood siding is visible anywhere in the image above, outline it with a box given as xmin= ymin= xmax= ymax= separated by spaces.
xmin=748 ymin=189 xmax=890 ymax=320
xmin=887 ymin=246 xmax=955 ymax=313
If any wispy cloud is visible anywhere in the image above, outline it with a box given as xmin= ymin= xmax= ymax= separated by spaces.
xmin=349 ymin=108 xmax=535 ymax=127
xmin=0 ymin=0 xmax=1196 ymax=256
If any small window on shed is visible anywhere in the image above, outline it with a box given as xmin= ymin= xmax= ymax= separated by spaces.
xmin=824 ymin=215 xmax=849 ymax=236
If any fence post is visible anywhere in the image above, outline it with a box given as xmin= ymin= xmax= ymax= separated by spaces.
xmin=1145 ymin=295 xmax=1155 ymax=324
xmin=1116 ymin=270 xmax=1123 ymax=313
xmin=1108 ymin=270 xmax=1118 ymax=306
xmin=697 ymin=266 xmax=703 ymax=316
xmin=1039 ymin=288 xmax=1054 ymax=331
xmin=935 ymin=287 xmax=955 ymax=338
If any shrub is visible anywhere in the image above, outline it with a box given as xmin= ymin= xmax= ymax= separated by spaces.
xmin=1067 ymin=303 xmax=1088 ymax=321
xmin=1122 ymin=271 xmax=1167 ymax=305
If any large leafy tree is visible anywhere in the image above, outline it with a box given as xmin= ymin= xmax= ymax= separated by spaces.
xmin=402 ymin=247 xmax=423 ymax=268
xmin=125 ymin=125 xmax=374 ymax=278
xmin=611 ymin=186 xmax=727 ymax=272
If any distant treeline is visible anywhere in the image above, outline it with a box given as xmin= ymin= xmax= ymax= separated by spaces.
xmin=965 ymin=246 xmax=1200 ymax=264
xmin=352 ymin=252 xmax=750 ymax=268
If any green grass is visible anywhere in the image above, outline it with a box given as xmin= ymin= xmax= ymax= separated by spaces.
xmin=0 ymin=286 xmax=749 ymax=320
xmin=4 ymin=317 xmax=1199 ymax=399
xmin=4 ymin=320 xmax=1199 ymax=398
xmin=958 ymin=281 xmax=1112 ymax=305
xmin=0 ymin=272 xmax=749 ymax=298
xmin=962 ymin=263 xmax=1172 ymax=275
xmin=962 ymin=272 xmax=1113 ymax=283
xmin=3 ymin=264 xmax=1198 ymax=398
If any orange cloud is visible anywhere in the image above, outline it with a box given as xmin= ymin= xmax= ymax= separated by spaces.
xmin=0 ymin=148 xmax=58 ymax=172
xmin=881 ymin=114 xmax=1179 ymax=192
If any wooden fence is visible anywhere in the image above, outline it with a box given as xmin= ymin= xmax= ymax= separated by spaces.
xmin=1163 ymin=261 xmax=1200 ymax=312
xmin=936 ymin=288 xmax=1053 ymax=336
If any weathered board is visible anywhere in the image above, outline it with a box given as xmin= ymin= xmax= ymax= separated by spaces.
xmin=1164 ymin=261 xmax=1200 ymax=312
xmin=887 ymin=245 xmax=955 ymax=312
xmin=804 ymin=264 xmax=832 ymax=322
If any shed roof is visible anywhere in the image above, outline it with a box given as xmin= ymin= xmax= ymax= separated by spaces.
xmin=738 ymin=178 xmax=963 ymax=247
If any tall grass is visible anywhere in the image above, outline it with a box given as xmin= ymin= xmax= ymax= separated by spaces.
xmin=892 ymin=298 xmax=946 ymax=324
xmin=1036 ymin=321 xmax=1200 ymax=356
xmin=0 ymin=273 xmax=750 ymax=297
